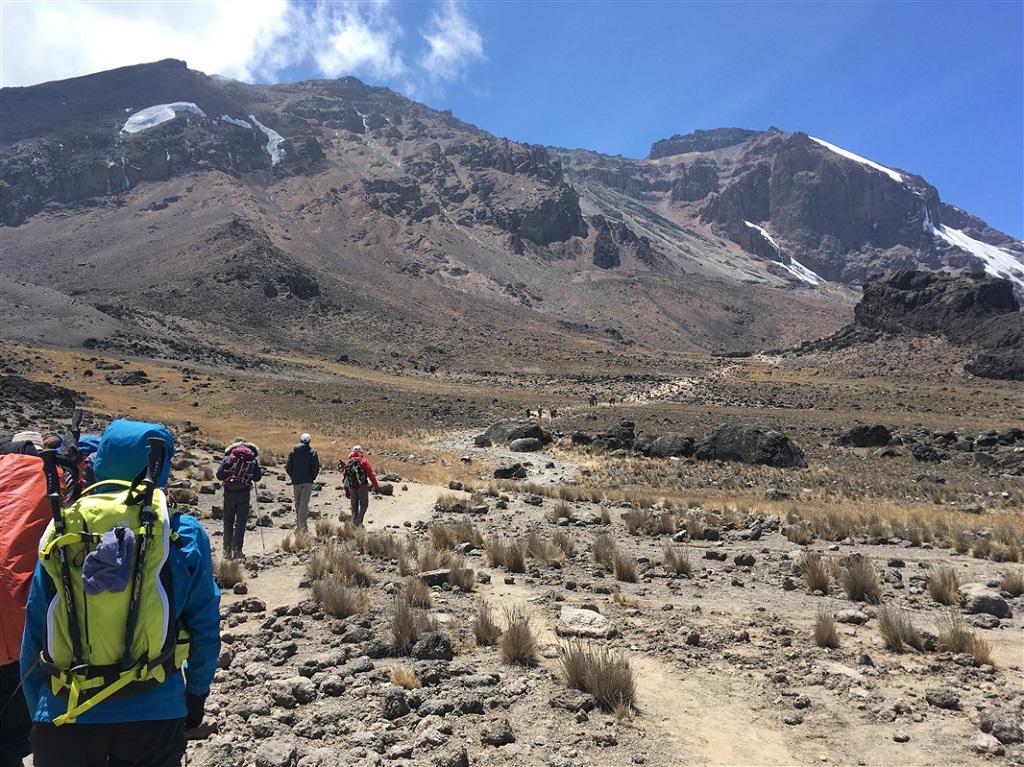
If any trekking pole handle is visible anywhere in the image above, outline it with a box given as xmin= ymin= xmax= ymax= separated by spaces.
xmin=145 ymin=437 xmax=166 ymax=488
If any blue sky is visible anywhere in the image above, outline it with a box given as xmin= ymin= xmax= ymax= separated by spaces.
xmin=2 ymin=1 xmax=1021 ymax=238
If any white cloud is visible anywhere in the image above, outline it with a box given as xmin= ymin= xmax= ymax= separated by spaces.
xmin=0 ymin=0 xmax=290 ymax=87
xmin=0 ymin=0 xmax=484 ymax=96
xmin=308 ymin=0 xmax=406 ymax=80
xmin=419 ymin=0 xmax=484 ymax=82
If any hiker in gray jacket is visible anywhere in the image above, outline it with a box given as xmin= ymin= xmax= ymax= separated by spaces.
xmin=285 ymin=433 xmax=319 ymax=532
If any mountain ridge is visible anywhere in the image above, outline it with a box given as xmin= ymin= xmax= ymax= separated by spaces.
xmin=1 ymin=59 xmax=1021 ymax=375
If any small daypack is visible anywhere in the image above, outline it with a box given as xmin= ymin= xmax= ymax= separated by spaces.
xmin=37 ymin=438 xmax=189 ymax=726
xmin=342 ymin=457 xmax=367 ymax=488
xmin=223 ymin=445 xmax=256 ymax=490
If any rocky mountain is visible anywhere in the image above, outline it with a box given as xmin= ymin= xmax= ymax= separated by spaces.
xmin=2 ymin=59 xmax=1021 ymax=374
xmin=798 ymin=270 xmax=1024 ymax=380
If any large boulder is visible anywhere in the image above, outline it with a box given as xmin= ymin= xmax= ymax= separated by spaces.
xmin=695 ymin=424 xmax=807 ymax=468
xmin=641 ymin=434 xmax=696 ymax=458
xmin=835 ymin=425 xmax=892 ymax=448
xmin=479 ymin=420 xmax=546 ymax=446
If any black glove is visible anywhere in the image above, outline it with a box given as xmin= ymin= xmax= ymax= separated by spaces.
xmin=185 ymin=692 xmax=208 ymax=729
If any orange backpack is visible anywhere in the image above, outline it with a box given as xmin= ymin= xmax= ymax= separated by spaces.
xmin=0 ymin=453 xmax=53 ymax=665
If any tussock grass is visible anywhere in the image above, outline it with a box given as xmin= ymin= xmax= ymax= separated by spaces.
xmin=281 ymin=530 xmax=314 ymax=552
xmin=389 ymin=596 xmax=439 ymax=656
xmin=927 ymin=566 xmax=960 ymax=605
xmin=526 ymin=530 xmax=563 ymax=566
xmin=487 ymin=537 xmax=527 ymax=572
xmin=389 ymin=665 xmax=422 ymax=689
xmin=312 ymin=574 xmax=367 ymax=618
xmin=785 ymin=522 xmax=815 ymax=545
xmin=306 ymin=544 xmax=373 ymax=586
xmin=877 ymin=605 xmax=924 ymax=653
xmin=1000 ymin=569 xmax=1024 ymax=596
xmin=472 ymin=600 xmax=502 ymax=646
xmin=213 ymin=557 xmax=244 ymax=589
xmin=428 ymin=518 xmax=483 ymax=551
xmin=434 ymin=492 xmax=465 ymax=513
xmin=315 ymin=517 xmax=342 ymax=541
xmin=360 ymin=531 xmax=407 ymax=560
xmin=558 ymin=639 xmax=636 ymax=712
xmin=446 ymin=554 xmax=476 ymax=592
xmin=612 ymin=550 xmax=640 ymax=582
xmin=839 ymin=555 xmax=881 ymax=604
xmin=814 ymin=608 xmax=839 ymax=648
xmin=936 ymin=610 xmax=995 ymax=666
xmin=592 ymin=532 xmax=616 ymax=570
xmin=404 ymin=577 xmax=434 ymax=608
xmin=801 ymin=551 xmax=833 ymax=594
xmin=663 ymin=545 xmax=692 ymax=576
xmin=551 ymin=530 xmax=577 ymax=557
xmin=550 ymin=501 xmax=575 ymax=521
xmin=500 ymin=606 xmax=537 ymax=666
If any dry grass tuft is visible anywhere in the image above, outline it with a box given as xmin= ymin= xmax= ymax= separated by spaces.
xmin=814 ymin=608 xmax=839 ymax=648
xmin=500 ymin=606 xmax=538 ymax=666
xmin=592 ymin=532 xmax=617 ymax=570
xmin=389 ymin=597 xmax=438 ymax=656
xmin=281 ymin=530 xmax=314 ymax=553
xmin=306 ymin=544 xmax=373 ymax=586
xmin=785 ymin=522 xmax=815 ymax=545
xmin=801 ymin=551 xmax=833 ymax=594
xmin=877 ymin=605 xmax=924 ymax=653
xmin=312 ymin=574 xmax=367 ymax=618
xmin=839 ymin=555 xmax=881 ymax=604
xmin=551 ymin=530 xmax=577 ymax=557
xmin=927 ymin=566 xmax=960 ymax=605
xmin=663 ymin=545 xmax=692 ymax=577
xmin=487 ymin=537 xmax=527 ymax=573
xmin=550 ymin=501 xmax=575 ymax=521
xmin=389 ymin=665 xmax=422 ymax=689
xmin=314 ymin=517 xmax=342 ymax=541
xmin=447 ymin=554 xmax=476 ymax=592
xmin=1000 ymin=569 xmax=1024 ymax=596
xmin=404 ymin=577 xmax=434 ymax=608
xmin=558 ymin=639 xmax=637 ymax=712
xmin=526 ymin=530 xmax=563 ymax=566
xmin=612 ymin=550 xmax=640 ymax=582
xmin=472 ymin=600 xmax=502 ymax=646
xmin=935 ymin=610 xmax=995 ymax=665
xmin=429 ymin=518 xmax=484 ymax=551
xmin=213 ymin=557 xmax=244 ymax=589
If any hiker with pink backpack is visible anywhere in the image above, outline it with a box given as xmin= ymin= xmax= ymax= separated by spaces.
xmin=215 ymin=440 xmax=262 ymax=559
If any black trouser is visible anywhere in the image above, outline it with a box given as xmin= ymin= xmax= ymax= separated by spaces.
xmin=31 ymin=718 xmax=186 ymax=767
xmin=222 ymin=487 xmax=251 ymax=555
xmin=0 ymin=661 xmax=31 ymax=767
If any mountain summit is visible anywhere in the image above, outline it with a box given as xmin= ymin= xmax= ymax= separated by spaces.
xmin=2 ymin=59 xmax=1021 ymax=372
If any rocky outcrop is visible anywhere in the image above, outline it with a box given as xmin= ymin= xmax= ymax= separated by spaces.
xmin=854 ymin=270 xmax=1018 ymax=338
xmin=591 ymin=215 xmax=657 ymax=269
xmin=649 ymin=128 xmax=759 ymax=159
xmin=694 ymin=424 xmax=807 ymax=468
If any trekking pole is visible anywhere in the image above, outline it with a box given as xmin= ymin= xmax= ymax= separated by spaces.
xmin=121 ymin=437 xmax=165 ymax=667
xmin=40 ymin=449 xmax=85 ymax=666
xmin=253 ymin=487 xmax=265 ymax=552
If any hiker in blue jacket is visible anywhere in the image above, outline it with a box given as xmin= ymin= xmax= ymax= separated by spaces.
xmin=19 ymin=421 xmax=221 ymax=767
xmin=285 ymin=433 xmax=319 ymax=533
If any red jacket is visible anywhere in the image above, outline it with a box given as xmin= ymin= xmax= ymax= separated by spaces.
xmin=0 ymin=454 xmax=53 ymax=665
xmin=347 ymin=452 xmax=380 ymax=492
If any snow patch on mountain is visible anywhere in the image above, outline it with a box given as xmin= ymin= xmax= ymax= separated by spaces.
xmin=744 ymin=221 xmax=826 ymax=286
xmin=249 ymin=115 xmax=285 ymax=166
xmin=928 ymin=221 xmax=1024 ymax=291
xmin=810 ymin=137 xmax=903 ymax=184
xmin=122 ymin=103 xmax=206 ymax=134
xmin=220 ymin=115 xmax=252 ymax=130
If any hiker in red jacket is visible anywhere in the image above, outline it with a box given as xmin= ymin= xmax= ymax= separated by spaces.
xmin=342 ymin=446 xmax=380 ymax=526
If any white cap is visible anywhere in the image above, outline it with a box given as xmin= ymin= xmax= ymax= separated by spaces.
xmin=300 ymin=433 xmax=311 ymax=443
xmin=352 ymin=445 xmax=362 ymax=453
